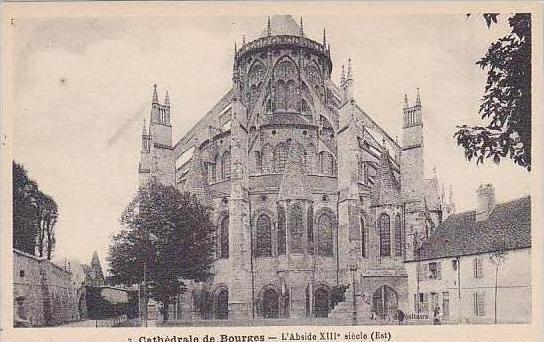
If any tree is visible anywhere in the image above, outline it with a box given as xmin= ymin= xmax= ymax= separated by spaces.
xmin=12 ymin=161 xmax=59 ymax=259
xmin=489 ymin=249 xmax=508 ymax=324
xmin=455 ymin=14 xmax=531 ymax=171
xmin=107 ymin=180 xmax=215 ymax=322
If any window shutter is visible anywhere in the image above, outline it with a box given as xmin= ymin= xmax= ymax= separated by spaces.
xmin=437 ymin=262 xmax=442 ymax=280
xmin=413 ymin=293 xmax=418 ymax=312
xmin=473 ymin=258 xmax=477 ymax=278
xmin=478 ymin=258 xmax=483 ymax=278
xmin=423 ymin=293 xmax=429 ymax=312
xmin=425 ymin=263 xmax=430 ymax=280
xmin=478 ymin=292 xmax=485 ymax=316
xmin=473 ymin=293 xmax=478 ymax=315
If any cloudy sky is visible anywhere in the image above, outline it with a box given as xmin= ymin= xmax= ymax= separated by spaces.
xmin=11 ymin=7 xmax=531 ymax=268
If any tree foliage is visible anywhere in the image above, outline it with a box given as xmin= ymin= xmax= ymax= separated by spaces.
xmin=13 ymin=161 xmax=58 ymax=259
xmin=455 ymin=14 xmax=531 ymax=171
xmin=107 ymin=180 xmax=215 ymax=321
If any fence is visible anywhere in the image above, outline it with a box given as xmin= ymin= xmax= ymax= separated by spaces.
xmin=94 ymin=314 xmax=128 ymax=327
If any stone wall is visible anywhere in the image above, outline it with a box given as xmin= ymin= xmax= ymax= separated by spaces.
xmin=13 ymin=249 xmax=83 ymax=327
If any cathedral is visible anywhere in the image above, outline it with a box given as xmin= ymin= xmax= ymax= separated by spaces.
xmin=137 ymin=15 xmax=452 ymax=322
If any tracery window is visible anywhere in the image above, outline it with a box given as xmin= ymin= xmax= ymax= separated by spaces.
xmin=379 ymin=213 xmax=391 ymax=257
xmin=255 ymin=214 xmax=272 ymax=257
xmin=219 ymin=215 xmax=229 ymax=259
xmin=273 ymin=143 xmax=289 ymax=173
xmin=221 ymin=151 xmax=231 ymax=180
xmin=394 ymin=214 xmax=402 ymax=257
xmin=289 ymin=204 xmax=304 ymax=254
xmin=273 ymin=59 xmax=298 ymax=112
xmin=275 ymin=80 xmax=287 ymax=110
xmin=316 ymin=213 xmax=334 ymax=256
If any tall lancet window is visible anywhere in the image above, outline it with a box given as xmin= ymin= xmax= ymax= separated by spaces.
xmin=307 ymin=206 xmax=314 ymax=255
xmin=277 ymin=205 xmax=286 ymax=255
xmin=221 ymin=151 xmax=231 ymax=180
xmin=394 ymin=214 xmax=402 ymax=257
xmin=289 ymin=204 xmax=304 ymax=254
xmin=255 ymin=214 xmax=272 ymax=257
xmin=361 ymin=216 xmax=367 ymax=258
xmin=316 ymin=213 xmax=334 ymax=256
xmin=379 ymin=213 xmax=391 ymax=257
xmin=273 ymin=143 xmax=288 ymax=173
xmin=219 ymin=215 xmax=229 ymax=259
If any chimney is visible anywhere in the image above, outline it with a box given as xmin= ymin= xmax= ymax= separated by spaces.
xmin=475 ymin=183 xmax=496 ymax=222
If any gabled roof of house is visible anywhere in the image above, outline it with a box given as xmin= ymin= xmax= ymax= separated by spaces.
xmin=414 ymin=196 xmax=531 ymax=261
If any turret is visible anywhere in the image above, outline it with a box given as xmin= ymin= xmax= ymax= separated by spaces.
xmin=149 ymin=84 xmax=172 ymax=147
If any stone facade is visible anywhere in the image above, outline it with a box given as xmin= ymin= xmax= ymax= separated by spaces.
xmin=13 ymin=249 xmax=85 ymax=327
xmin=138 ymin=15 xmax=451 ymax=323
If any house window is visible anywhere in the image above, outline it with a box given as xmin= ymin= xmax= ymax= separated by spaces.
xmin=378 ymin=213 xmax=391 ymax=257
xmin=428 ymin=262 xmax=441 ymax=279
xmin=473 ymin=292 xmax=485 ymax=316
xmin=219 ymin=215 xmax=229 ymax=259
xmin=442 ymin=292 xmax=450 ymax=317
xmin=473 ymin=257 xmax=484 ymax=278
xmin=255 ymin=214 xmax=272 ymax=257
xmin=417 ymin=293 xmax=429 ymax=312
xmin=452 ymin=259 xmax=458 ymax=271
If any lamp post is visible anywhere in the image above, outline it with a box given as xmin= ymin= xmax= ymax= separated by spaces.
xmin=350 ymin=264 xmax=358 ymax=326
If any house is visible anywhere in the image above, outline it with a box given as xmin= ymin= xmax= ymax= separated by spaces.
xmin=405 ymin=184 xmax=531 ymax=324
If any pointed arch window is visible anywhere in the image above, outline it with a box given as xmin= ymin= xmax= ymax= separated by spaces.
xmin=255 ymin=214 xmax=272 ymax=257
xmin=286 ymin=80 xmax=298 ymax=111
xmin=275 ymin=80 xmax=287 ymax=110
xmin=394 ymin=214 xmax=402 ymax=257
xmin=273 ymin=143 xmax=288 ymax=173
xmin=379 ymin=213 xmax=391 ymax=257
xmin=307 ymin=206 xmax=314 ymax=255
xmin=221 ymin=151 xmax=231 ymax=180
xmin=219 ymin=215 xmax=229 ymax=259
xmin=277 ymin=205 xmax=286 ymax=255
xmin=319 ymin=152 xmax=335 ymax=176
xmin=289 ymin=204 xmax=304 ymax=254
xmin=361 ymin=216 xmax=367 ymax=258
xmin=316 ymin=213 xmax=334 ymax=256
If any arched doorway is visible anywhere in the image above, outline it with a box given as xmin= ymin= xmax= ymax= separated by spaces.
xmin=262 ymin=288 xmax=280 ymax=318
xmin=314 ymin=287 xmax=330 ymax=318
xmin=214 ymin=288 xmax=228 ymax=320
xmin=372 ymin=286 xmax=398 ymax=319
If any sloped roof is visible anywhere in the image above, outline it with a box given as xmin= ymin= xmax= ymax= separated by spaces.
xmin=370 ymin=149 xmax=401 ymax=206
xmin=260 ymin=15 xmax=302 ymax=37
xmin=415 ymin=196 xmax=531 ymax=261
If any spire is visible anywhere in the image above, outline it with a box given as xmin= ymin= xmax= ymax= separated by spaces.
xmin=340 ymin=64 xmax=346 ymax=86
xmin=347 ymin=58 xmax=353 ymax=80
xmin=403 ymin=94 xmax=409 ymax=109
xmin=416 ymin=87 xmax=421 ymax=106
xmin=234 ymin=41 xmax=238 ymax=55
xmin=299 ymin=17 xmax=304 ymax=36
xmin=142 ymin=119 xmax=147 ymax=136
xmin=164 ymin=90 xmax=170 ymax=107
xmin=267 ymin=16 xmax=271 ymax=36
xmin=152 ymin=84 xmax=159 ymax=104
xmin=322 ymin=27 xmax=327 ymax=46
xmin=327 ymin=43 xmax=331 ymax=57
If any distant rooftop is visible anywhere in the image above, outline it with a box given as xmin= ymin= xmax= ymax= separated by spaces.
xmin=412 ymin=196 xmax=531 ymax=261
xmin=260 ymin=15 xmax=302 ymax=37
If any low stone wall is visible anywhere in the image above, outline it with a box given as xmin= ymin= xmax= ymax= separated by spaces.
xmin=13 ymin=249 xmax=83 ymax=327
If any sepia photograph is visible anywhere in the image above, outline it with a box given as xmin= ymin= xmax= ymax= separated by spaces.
xmin=1 ymin=2 xmax=542 ymax=342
